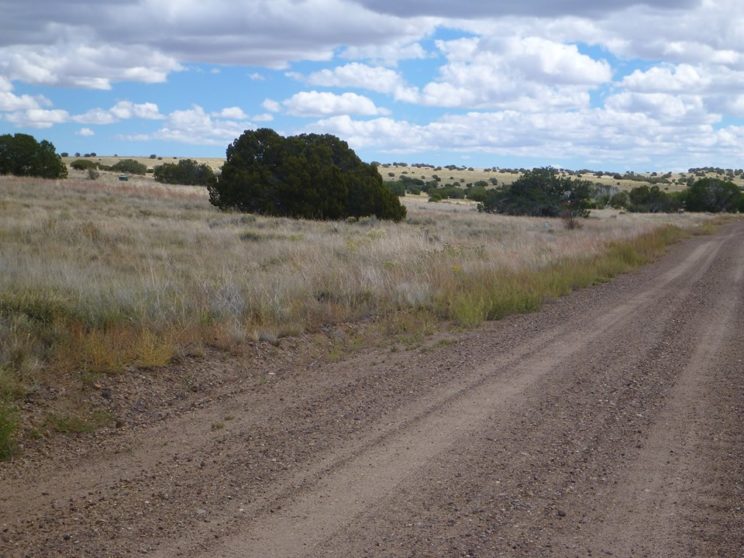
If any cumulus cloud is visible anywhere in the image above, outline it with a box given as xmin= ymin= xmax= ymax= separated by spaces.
xmin=418 ymin=36 xmax=611 ymax=109
xmin=283 ymin=91 xmax=389 ymax=116
xmin=73 ymin=101 xmax=163 ymax=124
xmin=0 ymin=43 xmax=181 ymax=89
xmin=76 ymin=127 xmax=95 ymax=136
xmin=0 ymin=0 xmax=431 ymax=89
xmin=214 ymin=106 xmax=248 ymax=119
xmin=5 ymin=108 xmax=69 ymax=128
xmin=307 ymin=104 xmax=739 ymax=168
xmin=121 ymin=104 xmax=258 ymax=145
xmin=293 ymin=63 xmax=419 ymax=102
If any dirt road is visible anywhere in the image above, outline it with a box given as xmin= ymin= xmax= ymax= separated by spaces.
xmin=2 ymin=222 xmax=743 ymax=557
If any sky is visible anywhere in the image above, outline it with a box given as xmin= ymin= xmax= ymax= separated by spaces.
xmin=2 ymin=0 xmax=744 ymax=171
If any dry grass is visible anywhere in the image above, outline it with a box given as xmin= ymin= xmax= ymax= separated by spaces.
xmin=0 ymin=174 xmax=717 ymax=451
xmin=381 ymin=164 xmax=744 ymax=192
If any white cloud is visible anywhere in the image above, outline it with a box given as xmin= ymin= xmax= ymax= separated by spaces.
xmin=0 ymin=90 xmax=45 ymax=112
xmin=417 ymin=36 xmax=611 ymax=110
xmin=306 ymin=107 xmax=721 ymax=167
xmin=0 ymin=0 xmax=432 ymax=88
xmin=622 ymin=64 xmax=709 ymax=92
xmin=73 ymin=101 xmax=163 ymax=124
xmin=110 ymin=101 xmax=163 ymax=120
xmin=0 ymin=77 xmax=51 ymax=112
xmin=340 ymin=38 xmax=428 ymax=66
xmin=214 ymin=106 xmax=248 ymax=119
xmin=0 ymin=42 xmax=182 ymax=89
xmin=76 ymin=127 xmax=95 ymax=136
xmin=5 ymin=108 xmax=69 ymax=128
xmin=283 ymin=91 xmax=389 ymax=116
xmin=120 ymin=104 xmax=255 ymax=145
xmin=249 ymin=72 xmax=265 ymax=81
xmin=296 ymin=63 xmax=419 ymax=102
xmin=605 ymin=92 xmax=717 ymax=123
xmin=253 ymin=113 xmax=274 ymax=122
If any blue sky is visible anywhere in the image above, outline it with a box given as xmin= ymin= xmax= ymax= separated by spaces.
xmin=2 ymin=0 xmax=744 ymax=171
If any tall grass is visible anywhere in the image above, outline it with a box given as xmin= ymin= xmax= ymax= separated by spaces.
xmin=0 ymin=176 xmax=716 ymax=449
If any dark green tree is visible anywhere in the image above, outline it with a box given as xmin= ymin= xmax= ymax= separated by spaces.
xmin=153 ymin=159 xmax=216 ymax=186
xmin=209 ymin=129 xmax=406 ymax=221
xmin=627 ymin=185 xmax=681 ymax=213
xmin=685 ymin=178 xmax=741 ymax=212
xmin=479 ymin=167 xmax=591 ymax=217
xmin=0 ymin=133 xmax=67 ymax=178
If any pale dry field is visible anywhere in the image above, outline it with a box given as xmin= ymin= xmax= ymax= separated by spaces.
xmin=62 ymin=156 xmax=744 ymax=193
xmin=0 ymin=174 xmax=723 ymax=451
xmin=1 ymin=174 xmax=713 ymax=371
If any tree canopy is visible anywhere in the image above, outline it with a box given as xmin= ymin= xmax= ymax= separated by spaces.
xmin=0 ymin=133 xmax=67 ymax=179
xmin=208 ymin=129 xmax=406 ymax=221
xmin=478 ymin=167 xmax=591 ymax=217
xmin=685 ymin=178 xmax=741 ymax=212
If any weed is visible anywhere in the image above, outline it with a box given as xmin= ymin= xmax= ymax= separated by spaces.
xmin=47 ymin=410 xmax=113 ymax=434
xmin=0 ymin=401 xmax=18 ymax=460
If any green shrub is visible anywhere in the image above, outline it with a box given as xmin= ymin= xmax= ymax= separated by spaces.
xmin=153 ymin=159 xmax=216 ymax=186
xmin=70 ymin=159 xmax=98 ymax=171
xmin=209 ymin=128 xmax=406 ymax=221
xmin=479 ymin=167 xmax=590 ymax=217
xmin=610 ymin=191 xmax=629 ymax=209
xmin=111 ymin=159 xmax=147 ymax=175
xmin=627 ymin=185 xmax=681 ymax=213
xmin=0 ymin=133 xmax=67 ymax=179
xmin=384 ymin=181 xmax=407 ymax=197
xmin=685 ymin=178 xmax=741 ymax=212
xmin=0 ymin=401 xmax=17 ymax=460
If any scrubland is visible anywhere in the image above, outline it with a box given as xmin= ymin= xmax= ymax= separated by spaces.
xmin=0 ymin=175 xmax=717 ymax=455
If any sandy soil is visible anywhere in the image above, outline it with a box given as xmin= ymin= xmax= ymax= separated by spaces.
xmin=2 ymin=222 xmax=743 ymax=557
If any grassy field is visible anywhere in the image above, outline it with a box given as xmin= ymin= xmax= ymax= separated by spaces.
xmin=0 ymin=175 xmax=718 ymax=456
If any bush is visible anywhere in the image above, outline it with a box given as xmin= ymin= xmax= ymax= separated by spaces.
xmin=0 ymin=133 xmax=67 ymax=179
xmin=384 ymin=180 xmax=407 ymax=197
xmin=209 ymin=128 xmax=406 ymax=221
xmin=627 ymin=185 xmax=681 ymax=213
xmin=609 ymin=191 xmax=629 ymax=209
xmin=0 ymin=402 xmax=17 ymax=460
xmin=70 ymin=159 xmax=98 ymax=171
xmin=111 ymin=159 xmax=147 ymax=175
xmin=479 ymin=167 xmax=590 ymax=217
xmin=685 ymin=178 xmax=741 ymax=212
xmin=153 ymin=159 xmax=216 ymax=186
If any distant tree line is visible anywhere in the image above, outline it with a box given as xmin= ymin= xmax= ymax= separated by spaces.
xmin=476 ymin=168 xmax=744 ymax=216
